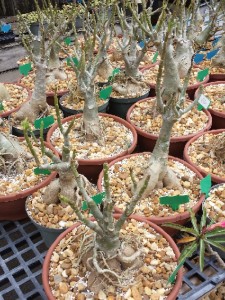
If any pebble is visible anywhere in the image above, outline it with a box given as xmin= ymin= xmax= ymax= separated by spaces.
xmin=59 ymin=282 xmax=69 ymax=294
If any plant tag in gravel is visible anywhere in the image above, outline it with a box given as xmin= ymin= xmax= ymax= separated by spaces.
xmin=67 ymin=57 xmax=79 ymax=67
xmin=212 ymin=37 xmax=220 ymax=46
xmin=200 ymin=174 xmax=211 ymax=197
xmin=160 ymin=195 xmax=189 ymax=211
xmin=206 ymin=48 xmax=219 ymax=60
xmin=99 ymin=86 xmax=112 ymax=100
xmin=197 ymin=68 xmax=209 ymax=82
xmin=1 ymin=23 xmax=11 ymax=33
xmin=138 ymin=40 xmax=145 ymax=48
xmin=19 ymin=63 xmax=32 ymax=76
xmin=82 ymin=192 xmax=106 ymax=210
xmin=108 ymin=68 xmax=120 ymax=81
xmin=34 ymin=115 xmax=54 ymax=129
xmin=197 ymin=94 xmax=211 ymax=111
xmin=64 ymin=37 xmax=71 ymax=45
xmin=193 ymin=53 xmax=204 ymax=64
xmin=34 ymin=167 xmax=51 ymax=175
xmin=0 ymin=102 xmax=4 ymax=111
xmin=152 ymin=51 xmax=158 ymax=63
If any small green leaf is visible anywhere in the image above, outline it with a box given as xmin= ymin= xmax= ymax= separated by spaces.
xmin=189 ymin=209 xmax=200 ymax=234
xmin=210 ymin=236 xmax=225 ymax=243
xmin=99 ymin=86 xmax=112 ymax=100
xmin=199 ymin=239 xmax=205 ymax=271
xmin=34 ymin=167 xmax=51 ymax=175
xmin=200 ymin=175 xmax=211 ymax=197
xmin=200 ymin=207 xmax=207 ymax=230
xmin=206 ymin=239 xmax=225 ymax=252
xmin=152 ymin=51 xmax=159 ymax=63
xmin=64 ymin=37 xmax=71 ymax=45
xmin=197 ymin=68 xmax=209 ymax=82
xmin=34 ymin=115 xmax=54 ymax=129
xmin=19 ymin=63 xmax=32 ymax=76
xmin=67 ymin=57 xmax=79 ymax=67
xmin=160 ymin=194 xmax=189 ymax=211
xmin=162 ymin=223 xmax=197 ymax=235
xmin=0 ymin=102 xmax=4 ymax=111
xmin=82 ymin=192 xmax=106 ymax=211
xmin=205 ymin=227 xmax=225 ymax=238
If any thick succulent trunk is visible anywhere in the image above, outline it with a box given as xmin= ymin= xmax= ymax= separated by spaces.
xmin=175 ymin=39 xmax=194 ymax=79
xmin=46 ymin=45 xmax=67 ymax=83
xmin=212 ymin=35 xmax=225 ymax=68
xmin=96 ymin=231 xmax=121 ymax=257
xmin=14 ymin=63 xmax=48 ymax=123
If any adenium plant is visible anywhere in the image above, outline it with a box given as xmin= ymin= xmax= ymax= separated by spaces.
xmin=164 ymin=207 xmax=225 ymax=283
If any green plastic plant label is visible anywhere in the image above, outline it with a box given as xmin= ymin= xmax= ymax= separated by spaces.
xmin=197 ymin=68 xmax=209 ymax=82
xmin=66 ymin=57 xmax=79 ymax=67
xmin=0 ymin=102 xmax=4 ymax=111
xmin=19 ymin=63 xmax=32 ymax=76
xmin=34 ymin=167 xmax=51 ymax=175
xmin=34 ymin=115 xmax=54 ymax=129
xmin=108 ymin=68 xmax=120 ymax=81
xmin=200 ymin=174 xmax=211 ymax=197
xmin=197 ymin=94 xmax=211 ymax=111
xmin=152 ymin=51 xmax=159 ymax=63
xmin=99 ymin=86 xmax=112 ymax=100
xmin=160 ymin=194 xmax=189 ymax=211
xmin=82 ymin=192 xmax=106 ymax=210
xmin=64 ymin=37 xmax=71 ymax=46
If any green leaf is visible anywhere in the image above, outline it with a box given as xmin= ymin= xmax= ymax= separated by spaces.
xmin=64 ymin=37 xmax=71 ymax=45
xmin=0 ymin=102 xmax=4 ymax=111
xmin=200 ymin=207 xmax=207 ymax=231
xmin=200 ymin=175 xmax=211 ymax=197
xmin=99 ymin=86 xmax=112 ymax=100
xmin=209 ymin=236 xmax=225 ymax=243
xmin=162 ymin=223 xmax=197 ymax=235
xmin=34 ymin=167 xmax=51 ymax=175
xmin=189 ymin=209 xmax=200 ymax=234
xmin=66 ymin=57 xmax=79 ymax=67
xmin=160 ymin=194 xmax=189 ymax=211
xmin=34 ymin=115 xmax=54 ymax=129
xmin=206 ymin=239 xmax=225 ymax=252
xmin=197 ymin=68 xmax=209 ymax=82
xmin=82 ymin=192 xmax=106 ymax=210
xmin=168 ymin=242 xmax=198 ymax=284
xmin=199 ymin=239 xmax=205 ymax=271
xmin=19 ymin=62 xmax=32 ymax=76
xmin=152 ymin=51 xmax=159 ymax=63
xmin=205 ymin=228 xmax=225 ymax=238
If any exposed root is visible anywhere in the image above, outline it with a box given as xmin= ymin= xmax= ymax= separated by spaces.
xmin=97 ymin=58 xmax=113 ymax=81
xmin=14 ymin=101 xmax=49 ymax=124
xmin=212 ymin=132 xmax=225 ymax=162
xmin=46 ymin=68 xmax=67 ymax=85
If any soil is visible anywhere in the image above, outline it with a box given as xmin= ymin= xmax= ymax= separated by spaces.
xmin=19 ymin=61 xmax=77 ymax=93
xmin=186 ymin=131 xmax=225 ymax=178
xmin=0 ymin=119 xmax=11 ymax=134
xmin=50 ymin=115 xmax=134 ymax=160
xmin=0 ymin=83 xmax=29 ymax=115
xmin=48 ymin=219 xmax=177 ymax=300
xmin=0 ymin=140 xmax=50 ymax=196
xmin=26 ymin=183 xmax=97 ymax=229
xmin=203 ymin=83 xmax=225 ymax=113
xmin=142 ymin=65 xmax=205 ymax=86
xmin=129 ymin=98 xmax=209 ymax=136
xmin=102 ymin=153 xmax=201 ymax=218
xmin=204 ymin=183 xmax=225 ymax=222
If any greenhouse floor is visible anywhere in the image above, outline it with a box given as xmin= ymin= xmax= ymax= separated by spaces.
xmin=1 ymin=218 xmax=225 ymax=300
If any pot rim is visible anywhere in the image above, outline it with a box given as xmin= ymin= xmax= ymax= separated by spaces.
xmin=46 ymin=113 xmax=138 ymax=165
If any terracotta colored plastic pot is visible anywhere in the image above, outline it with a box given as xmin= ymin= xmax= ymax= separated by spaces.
xmin=0 ymin=83 xmax=32 ymax=118
xmin=142 ymin=65 xmax=209 ymax=100
xmin=42 ymin=214 xmax=183 ymax=300
xmin=0 ymin=140 xmax=58 ymax=221
xmin=97 ymin=152 xmax=204 ymax=235
xmin=126 ymin=98 xmax=212 ymax=158
xmin=209 ymin=73 xmax=225 ymax=83
xmin=184 ymin=129 xmax=225 ymax=184
xmin=195 ymin=81 xmax=225 ymax=129
xmin=47 ymin=113 xmax=137 ymax=183
xmin=46 ymin=89 xmax=69 ymax=106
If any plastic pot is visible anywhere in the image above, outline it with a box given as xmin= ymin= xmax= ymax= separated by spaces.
xmin=108 ymin=90 xmax=150 ymax=120
xmin=195 ymin=81 xmax=225 ymax=129
xmin=59 ymin=93 xmax=109 ymax=118
xmin=42 ymin=215 xmax=183 ymax=300
xmin=0 ymin=140 xmax=58 ymax=221
xmin=0 ymin=83 xmax=32 ymax=118
xmin=184 ymin=129 xmax=225 ymax=184
xmin=209 ymin=73 xmax=225 ymax=83
xmin=97 ymin=152 xmax=205 ymax=235
xmin=46 ymin=113 xmax=137 ymax=183
xmin=126 ymin=98 xmax=212 ymax=158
